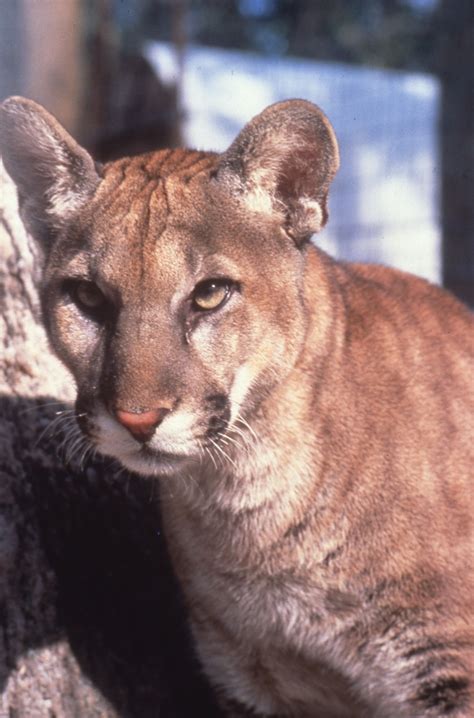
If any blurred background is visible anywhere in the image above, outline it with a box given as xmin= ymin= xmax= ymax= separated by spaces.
xmin=1 ymin=0 xmax=472 ymax=305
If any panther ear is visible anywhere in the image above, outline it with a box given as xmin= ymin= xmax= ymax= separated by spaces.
xmin=0 ymin=96 xmax=101 ymax=249
xmin=214 ymin=99 xmax=339 ymax=245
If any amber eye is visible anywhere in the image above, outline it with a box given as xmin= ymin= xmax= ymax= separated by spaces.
xmin=70 ymin=281 xmax=106 ymax=313
xmin=192 ymin=279 xmax=230 ymax=312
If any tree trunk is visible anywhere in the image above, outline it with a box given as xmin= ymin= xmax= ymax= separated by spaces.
xmin=438 ymin=0 xmax=474 ymax=307
xmin=21 ymin=0 xmax=83 ymax=136
xmin=0 ymin=165 xmax=219 ymax=716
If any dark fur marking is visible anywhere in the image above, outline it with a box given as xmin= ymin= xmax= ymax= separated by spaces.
xmin=157 ymin=148 xmax=173 ymax=174
xmin=205 ymin=394 xmax=229 ymax=411
xmin=364 ymin=577 xmax=398 ymax=603
xmin=205 ymin=394 xmax=231 ymax=437
xmin=99 ymin=161 xmax=129 ymax=215
xmin=404 ymin=639 xmax=466 ymax=661
xmin=138 ymin=158 xmax=155 ymax=183
xmin=321 ymin=544 xmax=344 ymax=567
xmin=206 ymin=414 xmax=229 ymax=436
xmin=283 ymin=517 xmax=310 ymax=540
xmin=148 ymin=177 xmax=172 ymax=252
xmin=179 ymin=154 xmax=213 ymax=183
xmin=325 ymin=588 xmax=361 ymax=614
xmin=415 ymin=655 xmax=464 ymax=681
xmin=416 ymin=676 xmax=469 ymax=712
xmin=161 ymin=178 xmax=171 ymax=220
xmin=174 ymin=151 xmax=203 ymax=174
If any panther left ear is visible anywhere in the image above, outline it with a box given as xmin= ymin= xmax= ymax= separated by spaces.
xmin=0 ymin=96 xmax=101 ymax=251
xmin=214 ymin=99 xmax=340 ymax=246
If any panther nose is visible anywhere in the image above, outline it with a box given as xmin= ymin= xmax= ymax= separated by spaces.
xmin=115 ymin=407 xmax=170 ymax=442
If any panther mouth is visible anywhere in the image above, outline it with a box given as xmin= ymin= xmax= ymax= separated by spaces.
xmin=79 ymin=400 xmax=233 ymax=477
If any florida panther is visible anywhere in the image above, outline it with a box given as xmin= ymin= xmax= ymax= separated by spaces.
xmin=1 ymin=96 xmax=472 ymax=717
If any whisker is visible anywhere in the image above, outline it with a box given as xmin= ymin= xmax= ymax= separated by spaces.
xmin=209 ymin=437 xmax=237 ymax=470
xmin=219 ymin=431 xmax=246 ymax=453
xmin=196 ymin=439 xmax=205 ymax=467
xmin=185 ymin=471 xmax=205 ymax=500
xmin=234 ymin=414 xmax=259 ymax=444
xmin=64 ymin=433 xmax=88 ymax=466
xmin=114 ymin=465 xmax=128 ymax=482
xmin=56 ymin=428 xmax=76 ymax=457
xmin=34 ymin=411 xmax=76 ymax=448
xmin=205 ymin=445 xmax=218 ymax=472
xmin=228 ymin=422 xmax=255 ymax=454
xmin=78 ymin=440 xmax=96 ymax=470
xmin=19 ymin=401 xmax=72 ymax=416
xmin=171 ymin=470 xmax=200 ymax=504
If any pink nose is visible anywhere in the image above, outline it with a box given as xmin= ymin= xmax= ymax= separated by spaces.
xmin=115 ymin=407 xmax=170 ymax=442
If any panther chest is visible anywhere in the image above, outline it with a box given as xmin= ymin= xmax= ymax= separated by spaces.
xmin=182 ymin=554 xmax=367 ymax=716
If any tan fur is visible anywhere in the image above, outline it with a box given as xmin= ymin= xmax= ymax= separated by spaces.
xmin=1 ymin=97 xmax=473 ymax=717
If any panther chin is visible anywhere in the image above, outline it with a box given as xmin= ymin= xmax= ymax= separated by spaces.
xmin=104 ymin=443 xmax=196 ymax=477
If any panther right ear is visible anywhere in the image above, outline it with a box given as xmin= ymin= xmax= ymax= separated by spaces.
xmin=0 ymin=96 xmax=101 ymax=250
xmin=214 ymin=99 xmax=339 ymax=246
